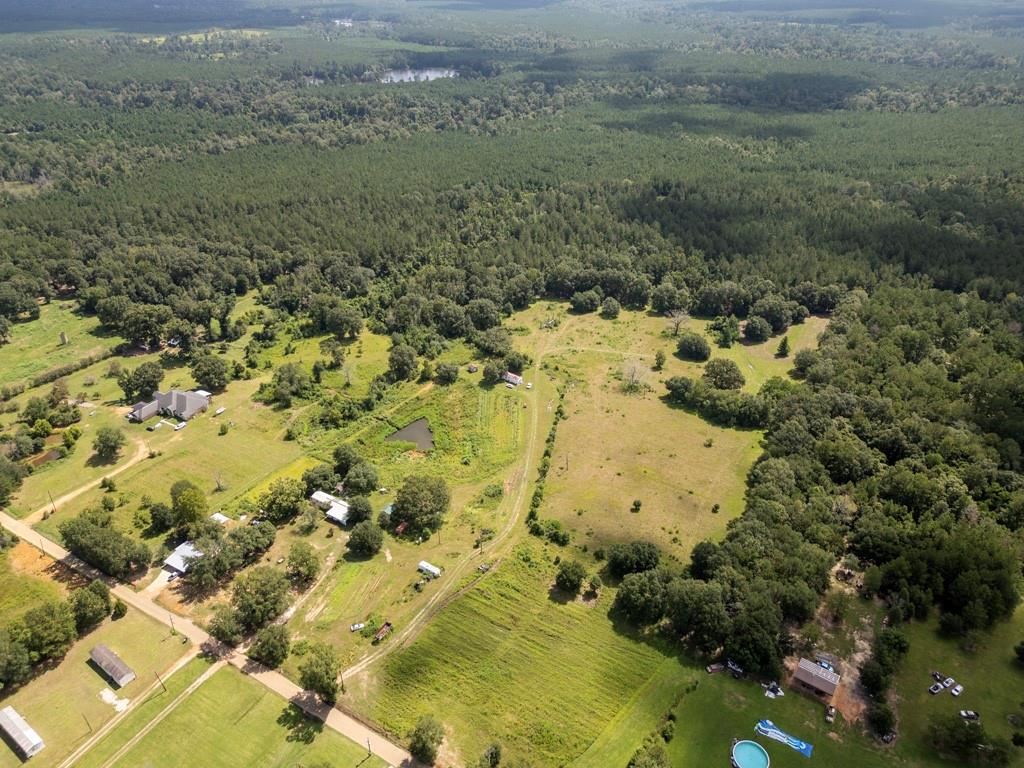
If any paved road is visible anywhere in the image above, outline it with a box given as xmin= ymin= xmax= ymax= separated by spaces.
xmin=0 ymin=510 xmax=416 ymax=768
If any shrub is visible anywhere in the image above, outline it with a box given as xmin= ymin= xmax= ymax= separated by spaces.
xmin=676 ymin=331 xmax=710 ymax=361
xmin=555 ymin=560 xmax=587 ymax=594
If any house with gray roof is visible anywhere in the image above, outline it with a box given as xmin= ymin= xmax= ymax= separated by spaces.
xmin=128 ymin=390 xmax=211 ymax=422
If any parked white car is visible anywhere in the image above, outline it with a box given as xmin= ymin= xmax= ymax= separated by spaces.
xmin=951 ymin=684 xmax=964 ymax=696
xmin=350 ymin=623 xmax=365 ymax=632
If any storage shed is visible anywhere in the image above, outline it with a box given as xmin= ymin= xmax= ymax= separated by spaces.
xmin=0 ymin=706 xmax=44 ymax=759
xmin=90 ymin=644 xmax=136 ymax=687
xmin=418 ymin=561 xmax=442 ymax=579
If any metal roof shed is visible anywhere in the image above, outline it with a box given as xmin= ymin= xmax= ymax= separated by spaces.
xmin=90 ymin=644 xmax=136 ymax=687
xmin=793 ymin=658 xmax=840 ymax=698
xmin=0 ymin=706 xmax=44 ymax=758
xmin=418 ymin=561 xmax=442 ymax=579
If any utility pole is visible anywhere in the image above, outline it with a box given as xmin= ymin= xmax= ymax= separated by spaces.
xmin=155 ymin=669 xmax=167 ymax=693
xmin=47 ymin=489 xmax=57 ymax=517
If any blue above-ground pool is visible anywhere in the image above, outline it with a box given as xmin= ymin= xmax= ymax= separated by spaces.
xmin=732 ymin=740 xmax=770 ymax=768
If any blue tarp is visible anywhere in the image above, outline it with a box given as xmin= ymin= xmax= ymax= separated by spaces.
xmin=756 ymin=719 xmax=814 ymax=758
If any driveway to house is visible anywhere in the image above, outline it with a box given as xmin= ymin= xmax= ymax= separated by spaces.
xmin=23 ymin=437 xmax=149 ymax=524
xmin=0 ymin=510 xmax=417 ymax=768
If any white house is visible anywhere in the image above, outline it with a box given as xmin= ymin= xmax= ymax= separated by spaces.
xmin=310 ymin=491 xmax=337 ymax=510
xmin=325 ymin=499 xmax=350 ymax=525
xmin=418 ymin=561 xmax=442 ymax=579
xmin=163 ymin=541 xmax=202 ymax=574
xmin=502 ymin=372 xmax=524 ymax=386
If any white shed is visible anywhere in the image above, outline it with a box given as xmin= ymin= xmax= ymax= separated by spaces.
xmin=0 ymin=706 xmax=44 ymax=758
xmin=418 ymin=561 xmax=442 ymax=579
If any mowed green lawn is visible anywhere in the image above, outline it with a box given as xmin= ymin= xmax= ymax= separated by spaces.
xmin=889 ymin=608 xmax=1024 ymax=766
xmin=92 ymin=665 xmax=387 ymax=768
xmin=0 ymin=610 xmax=191 ymax=768
xmin=0 ymin=301 xmax=121 ymax=390
xmin=366 ymin=541 xmax=669 ymax=766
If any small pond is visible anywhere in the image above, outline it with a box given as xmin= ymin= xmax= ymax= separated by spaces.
xmin=386 ymin=417 xmax=434 ymax=450
xmin=380 ymin=68 xmax=458 ymax=83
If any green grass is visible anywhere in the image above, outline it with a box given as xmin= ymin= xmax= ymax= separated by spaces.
xmin=665 ymin=672 xmax=892 ymax=768
xmin=91 ymin=665 xmax=387 ymax=768
xmin=73 ymin=656 xmax=213 ymax=768
xmin=0 ymin=301 xmax=120 ymax=390
xmin=889 ymin=608 xmax=1024 ymax=766
xmin=0 ymin=542 xmax=63 ymax=626
xmin=515 ymin=305 xmax=825 ymax=557
xmin=365 ymin=541 xmax=669 ymax=766
xmin=0 ymin=610 xmax=192 ymax=768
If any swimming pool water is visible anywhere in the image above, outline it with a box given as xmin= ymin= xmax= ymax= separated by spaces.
xmin=733 ymin=740 xmax=770 ymax=768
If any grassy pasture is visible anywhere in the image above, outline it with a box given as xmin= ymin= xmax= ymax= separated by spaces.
xmin=0 ymin=301 xmax=120 ymax=390
xmin=86 ymin=665 xmax=387 ymax=768
xmin=33 ymin=377 xmax=303 ymax=545
xmin=0 ymin=610 xmax=191 ymax=768
xmin=518 ymin=304 xmax=825 ymax=555
xmin=364 ymin=541 xmax=669 ymax=766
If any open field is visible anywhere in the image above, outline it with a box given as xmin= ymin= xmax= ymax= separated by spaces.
xmin=0 ymin=301 xmax=120 ymax=390
xmin=0 ymin=610 xmax=191 ymax=768
xmin=363 ymin=541 xmax=669 ymax=766
xmin=0 ymin=541 xmax=65 ymax=625
xmin=83 ymin=665 xmax=387 ymax=768
xmin=514 ymin=304 xmax=825 ymax=555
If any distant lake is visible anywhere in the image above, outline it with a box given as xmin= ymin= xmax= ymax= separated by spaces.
xmin=379 ymin=68 xmax=458 ymax=83
xmin=386 ymin=417 xmax=434 ymax=450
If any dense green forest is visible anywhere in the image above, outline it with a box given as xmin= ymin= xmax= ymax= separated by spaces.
xmin=0 ymin=0 xmax=1022 ymax=763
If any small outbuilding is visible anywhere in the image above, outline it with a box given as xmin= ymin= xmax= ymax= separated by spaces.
xmin=418 ymin=561 xmax=442 ymax=579
xmin=163 ymin=541 xmax=202 ymax=574
xmin=502 ymin=371 xmax=523 ymax=386
xmin=0 ymin=706 xmax=44 ymax=759
xmin=90 ymin=644 xmax=136 ymax=687
xmin=209 ymin=512 xmax=231 ymax=525
xmin=793 ymin=658 xmax=840 ymax=699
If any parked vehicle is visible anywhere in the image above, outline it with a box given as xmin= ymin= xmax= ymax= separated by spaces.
xmin=174 ymin=421 xmax=187 ymax=431
xmin=959 ymin=711 xmax=979 ymax=721
xmin=931 ymin=671 xmax=945 ymax=682
xmin=928 ymin=683 xmax=944 ymax=695
xmin=825 ymin=705 xmax=836 ymax=723
xmin=705 ymin=663 xmax=725 ymax=674
xmin=882 ymin=732 xmax=896 ymax=744
xmin=943 ymin=677 xmax=955 ymax=688
xmin=951 ymin=684 xmax=964 ymax=696
xmin=350 ymin=623 xmax=365 ymax=632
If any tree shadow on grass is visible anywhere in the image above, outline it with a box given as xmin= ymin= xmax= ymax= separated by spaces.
xmin=547 ymin=583 xmax=576 ymax=605
xmin=277 ymin=701 xmax=324 ymax=744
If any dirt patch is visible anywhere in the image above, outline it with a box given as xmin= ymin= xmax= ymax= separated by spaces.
xmin=9 ymin=540 xmax=83 ymax=592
